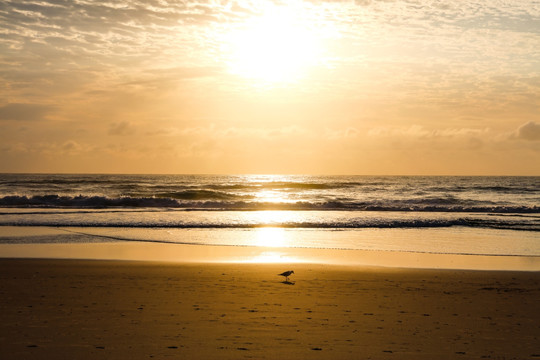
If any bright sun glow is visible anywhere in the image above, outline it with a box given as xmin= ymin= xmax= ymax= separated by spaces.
xmin=225 ymin=5 xmax=321 ymax=83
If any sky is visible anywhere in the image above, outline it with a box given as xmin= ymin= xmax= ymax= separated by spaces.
xmin=0 ymin=0 xmax=539 ymax=175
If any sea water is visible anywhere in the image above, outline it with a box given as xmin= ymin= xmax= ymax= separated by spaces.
xmin=0 ymin=174 xmax=538 ymax=257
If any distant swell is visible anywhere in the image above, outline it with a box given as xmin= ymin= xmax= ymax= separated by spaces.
xmin=0 ymin=194 xmax=538 ymax=214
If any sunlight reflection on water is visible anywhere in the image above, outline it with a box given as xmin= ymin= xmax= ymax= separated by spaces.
xmin=254 ymin=227 xmax=289 ymax=247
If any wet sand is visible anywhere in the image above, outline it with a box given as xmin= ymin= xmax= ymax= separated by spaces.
xmin=1 ymin=258 xmax=539 ymax=359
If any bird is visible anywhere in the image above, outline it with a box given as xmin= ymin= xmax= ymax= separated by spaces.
xmin=278 ymin=270 xmax=294 ymax=281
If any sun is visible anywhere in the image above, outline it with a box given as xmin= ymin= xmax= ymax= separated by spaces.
xmin=224 ymin=5 xmax=321 ymax=83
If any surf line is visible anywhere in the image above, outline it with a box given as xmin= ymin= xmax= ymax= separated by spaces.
xmin=53 ymin=227 xmax=185 ymax=246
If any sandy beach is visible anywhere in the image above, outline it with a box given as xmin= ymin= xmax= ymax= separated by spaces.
xmin=1 ymin=258 xmax=539 ymax=359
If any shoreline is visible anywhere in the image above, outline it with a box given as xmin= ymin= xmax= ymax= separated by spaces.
xmin=1 ymin=241 xmax=539 ymax=271
xmin=1 ymin=225 xmax=539 ymax=271
xmin=1 ymin=258 xmax=539 ymax=359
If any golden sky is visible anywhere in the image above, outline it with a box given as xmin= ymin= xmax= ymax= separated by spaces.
xmin=0 ymin=0 xmax=539 ymax=175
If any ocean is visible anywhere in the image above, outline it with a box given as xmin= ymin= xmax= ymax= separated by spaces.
xmin=0 ymin=174 xmax=538 ymax=258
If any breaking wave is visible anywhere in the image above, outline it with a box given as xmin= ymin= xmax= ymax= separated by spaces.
xmin=0 ymin=214 xmax=538 ymax=231
xmin=0 ymin=194 xmax=538 ymax=214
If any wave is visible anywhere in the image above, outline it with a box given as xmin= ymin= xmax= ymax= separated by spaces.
xmin=0 ymin=211 xmax=538 ymax=231
xmin=207 ymin=182 xmax=341 ymax=190
xmin=0 ymin=195 xmax=180 ymax=208
xmin=1 ymin=219 xmax=537 ymax=231
xmin=0 ymin=194 xmax=538 ymax=214
xmin=153 ymin=190 xmax=251 ymax=201
xmin=425 ymin=185 xmax=539 ymax=193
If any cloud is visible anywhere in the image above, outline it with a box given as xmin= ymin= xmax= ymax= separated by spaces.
xmin=367 ymin=125 xmax=489 ymax=139
xmin=0 ymin=103 xmax=53 ymax=121
xmin=0 ymin=0 xmax=539 ymax=175
xmin=515 ymin=121 xmax=540 ymax=141
xmin=1 ymin=139 xmax=89 ymax=156
xmin=325 ymin=127 xmax=360 ymax=140
xmin=61 ymin=140 xmax=85 ymax=155
xmin=124 ymin=66 xmax=223 ymax=90
xmin=109 ymin=121 xmax=135 ymax=136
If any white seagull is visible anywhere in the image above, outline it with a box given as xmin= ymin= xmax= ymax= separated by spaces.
xmin=278 ymin=270 xmax=294 ymax=281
